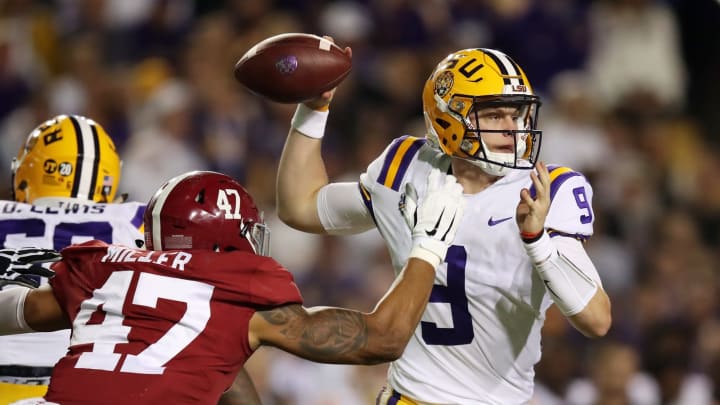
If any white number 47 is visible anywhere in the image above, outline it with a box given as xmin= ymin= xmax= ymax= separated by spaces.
xmin=217 ymin=189 xmax=242 ymax=219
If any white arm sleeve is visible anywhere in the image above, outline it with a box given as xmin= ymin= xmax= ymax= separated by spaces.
xmin=317 ymin=182 xmax=376 ymax=235
xmin=0 ymin=287 xmax=33 ymax=335
xmin=524 ymin=233 xmax=602 ymax=316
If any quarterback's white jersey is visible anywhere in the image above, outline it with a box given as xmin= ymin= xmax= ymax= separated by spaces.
xmin=359 ymin=136 xmax=595 ymax=404
xmin=0 ymin=200 xmax=145 ymax=373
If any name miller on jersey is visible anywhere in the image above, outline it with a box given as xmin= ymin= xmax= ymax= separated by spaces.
xmin=101 ymin=245 xmax=192 ymax=271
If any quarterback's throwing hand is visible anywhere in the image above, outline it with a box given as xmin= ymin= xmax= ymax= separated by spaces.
xmin=406 ymin=168 xmax=465 ymax=267
xmin=0 ymin=248 xmax=60 ymax=288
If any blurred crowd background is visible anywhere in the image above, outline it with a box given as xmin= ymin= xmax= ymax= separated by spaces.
xmin=1 ymin=0 xmax=720 ymax=404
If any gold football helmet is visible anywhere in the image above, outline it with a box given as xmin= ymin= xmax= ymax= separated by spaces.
xmin=422 ymin=48 xmax=542 ymax=176
xmin=11 ymin=115 xmax=121 ymax=203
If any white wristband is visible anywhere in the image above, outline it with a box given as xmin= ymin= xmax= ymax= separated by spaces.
xmin=522 ymin=231 xmax=554 ymax=264
xmin=291 ymin=104 xmax=329 ymax=139
xmin=409 ymin=245 xmax=442 ymax=268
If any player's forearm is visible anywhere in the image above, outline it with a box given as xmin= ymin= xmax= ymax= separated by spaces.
xmin=0 ymin=285 xmax=67 ymax=334
xmin=298 ymin=258 xmax=434 ymax=364
xmin=254 ymin=259 xmax=435 ymax=365
xmin=362 ymin=258 xmax=436 ymax=361
xmin=25 ymin=286 xmax=70 ymax=332
xmin=276 ymin=128 xmax=328 ymax=232
xmin=567 ymin=287 xmax=611 ymax=338
xmin=523 ymin=233 xmax=611 ymax=337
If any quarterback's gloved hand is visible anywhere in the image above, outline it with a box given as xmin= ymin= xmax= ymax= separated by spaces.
xmin=401 ymin=168 xmax=465 ymax=267
xmin=0 ymin=248 xmax=60 ymax=288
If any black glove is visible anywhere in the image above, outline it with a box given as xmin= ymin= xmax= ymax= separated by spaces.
xmin=0 ymin=248 xmax=61 ymax=288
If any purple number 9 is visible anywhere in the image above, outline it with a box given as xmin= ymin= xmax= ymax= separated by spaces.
xmin=421 ymin=245 xmax=474 ymax=345
xmin=573 ymin=187 xmax=593 ymax=224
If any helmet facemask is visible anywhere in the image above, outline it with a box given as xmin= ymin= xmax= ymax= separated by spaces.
xmin=242 ymin=212 xmax=270 ymax=256
xmin=458 ymin=96 xmax=542 ymax=176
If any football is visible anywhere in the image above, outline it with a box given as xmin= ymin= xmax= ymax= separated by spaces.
xmin=234 ymin=33 xmax=352 ymax=103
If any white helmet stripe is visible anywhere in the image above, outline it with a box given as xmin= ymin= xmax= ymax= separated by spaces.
xmin=482 ymin=49 xmax=521 ymax=86
xmin=70 ymin=116 xmax=98 ymax=200
xmin=151 ymin=171 xmax=198 ymax=250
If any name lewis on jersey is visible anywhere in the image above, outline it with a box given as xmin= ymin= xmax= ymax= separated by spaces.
xmin=1 ymin=201 xmax=106 ymax=215
xmin=101 ymin=245 xmax=192 ymax=271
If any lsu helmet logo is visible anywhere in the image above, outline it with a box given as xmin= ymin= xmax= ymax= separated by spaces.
xmin=434 ymin=71 xmax=454 ymax=98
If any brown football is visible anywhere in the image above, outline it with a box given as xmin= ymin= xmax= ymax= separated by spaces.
xmin=234 ymin=33 xmax=352 ymax=103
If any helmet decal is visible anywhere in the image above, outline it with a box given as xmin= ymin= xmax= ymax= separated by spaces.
xmin=434 ymin=71 xmax=454 ymax=98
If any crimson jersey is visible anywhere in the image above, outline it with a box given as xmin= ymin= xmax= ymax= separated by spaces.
xmin=45 ymin=240 xmax=302 ymax=404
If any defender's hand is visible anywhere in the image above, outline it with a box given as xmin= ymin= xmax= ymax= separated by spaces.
xmin=406 ymin=169 xmax=465 ymax=267
xmin=516 ymin=161 xmax=551 ymax=238
xmin=0 ymin=248 xmax=60 ymax=288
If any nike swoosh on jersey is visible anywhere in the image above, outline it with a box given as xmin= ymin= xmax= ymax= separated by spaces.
xmin=487 ymin=216 xmax=513 ymax=226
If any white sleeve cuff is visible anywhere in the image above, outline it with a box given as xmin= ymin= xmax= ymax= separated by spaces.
xmin=317 ymin=182 xmax=376 ymax=235
xmin=0 ymin=287 xmax=33 ymax=335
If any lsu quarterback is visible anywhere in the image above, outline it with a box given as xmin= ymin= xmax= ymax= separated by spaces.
xmin=276 ymin=48 xmax=611 ymax=404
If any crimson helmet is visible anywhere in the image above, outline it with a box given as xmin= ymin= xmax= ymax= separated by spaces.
xmin=144 ymin=171 xmax=269 ymax=254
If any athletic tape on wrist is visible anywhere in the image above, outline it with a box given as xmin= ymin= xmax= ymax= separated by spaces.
xmin=409 ymin=245 xmax=442 ymax=268
xmin=291 ymin=104 xmax=329 ymax=139
xmin=522 ymin=231 xmax=554 ymax=264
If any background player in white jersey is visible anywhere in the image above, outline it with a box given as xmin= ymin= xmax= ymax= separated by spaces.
xmin=276 ymin=47 xmax=612 ymax=404
xmin=0 ymin=114 xmax=146 ymax=403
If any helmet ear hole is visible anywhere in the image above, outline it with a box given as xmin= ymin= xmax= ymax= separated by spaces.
xmin=436 ymin=119 xmax=451 ymax=129
xmin=195 ymin=189 xmax=205 ymax=204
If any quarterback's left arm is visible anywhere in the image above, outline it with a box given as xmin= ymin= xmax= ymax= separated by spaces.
xmin=527 ymin=235 xmax=611 ymax=337
xmin=516 ymin=162 xmax=611 ymax=338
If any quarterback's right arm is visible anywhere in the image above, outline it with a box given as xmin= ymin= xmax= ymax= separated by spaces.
xmin=277 ymin=42 xmax=356 ymax=233
xmin=279 ymin=123 xmax=375 ymax=235
xmin=277 ymin=109 xmax=330 ymax=233
xmin=277 ymin=78 xmax=375 ymax=235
